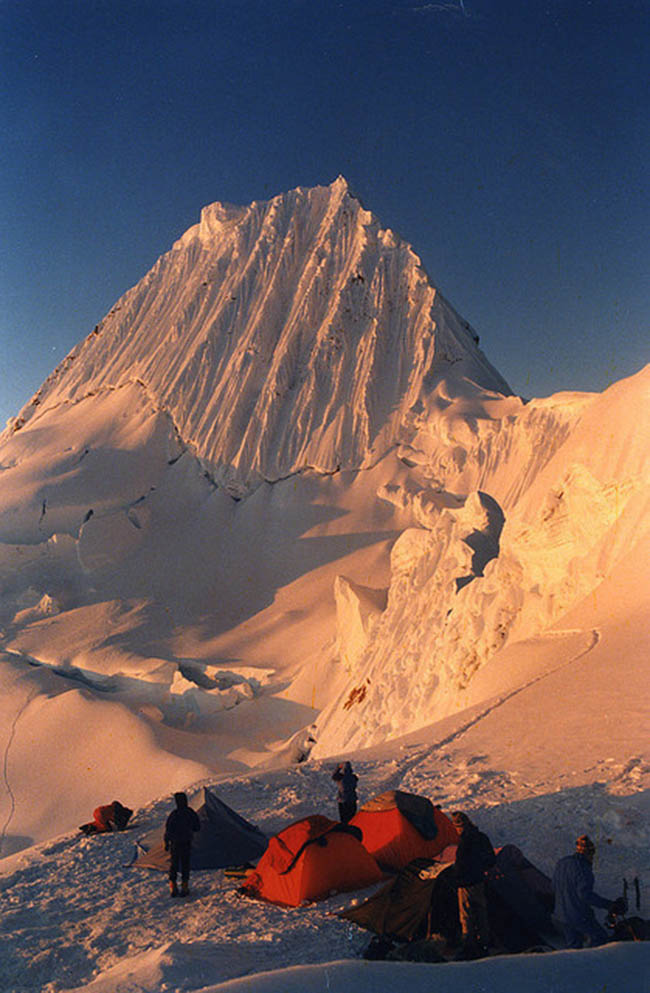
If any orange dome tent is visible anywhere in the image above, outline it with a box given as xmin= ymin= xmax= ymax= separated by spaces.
xmin=350 ymin=790 xmax=458 ymax=870
xmin=240 ymin=815 xmax=383 ymax=907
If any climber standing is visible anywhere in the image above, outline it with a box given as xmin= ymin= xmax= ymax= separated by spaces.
xmin=451 ymin=811 xmax=496 ymax=958
xmin=332 ymin=761 xmax=358 ymax=824
xmin=164 ymin=792 xmax=201 ymax=897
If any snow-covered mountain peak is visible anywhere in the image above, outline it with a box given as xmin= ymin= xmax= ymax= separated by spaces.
xmin=176 ymin=177 xmax=360 ymax=252
xmin=10 ymin=180 xmax=510 ymax=496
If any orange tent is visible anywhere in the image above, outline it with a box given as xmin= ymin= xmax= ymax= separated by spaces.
xmin=350 ymin=790 xmax=459 ymax=870
xmin=240 ymin=815 xmax=383 ymax=907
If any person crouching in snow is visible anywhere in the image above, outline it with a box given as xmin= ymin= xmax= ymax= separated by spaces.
xmin=164 ymin=792 xmax=200 ymax=897
xmin=332 ymin=761 xmax=358 ymax=823
xmin=553 ymin=834 xmax=626 ymax=948
xmin=91 ymin=800 xmax=132 ymax=833
xmin=451 ymin=811 xmax=496 ymax=959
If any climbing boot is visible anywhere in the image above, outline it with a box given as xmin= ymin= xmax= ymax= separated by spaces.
xmin=180 ymin=880 xmax=190 ymax=897
xmin=169 ymin=879 xmax=179 ymax=898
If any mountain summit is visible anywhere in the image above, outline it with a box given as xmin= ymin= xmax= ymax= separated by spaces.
xmin=12 ymin=178 xmax=509 ymax=496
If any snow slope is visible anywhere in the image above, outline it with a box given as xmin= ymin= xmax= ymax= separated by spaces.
xmin=1 ymin=618 xmax=648 ymax=992
xmin=0 ymin=180 xmax=648 ymax=992
xmin=313 ymin=366 xmax=650 ymax=752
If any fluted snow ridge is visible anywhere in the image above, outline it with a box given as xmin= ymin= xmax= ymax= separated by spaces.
xmin=12 ymin=178 xmax=510 ymax=495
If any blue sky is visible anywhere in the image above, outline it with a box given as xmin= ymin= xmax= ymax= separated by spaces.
xmin=1 ymin=0 xmax=648 ymax=425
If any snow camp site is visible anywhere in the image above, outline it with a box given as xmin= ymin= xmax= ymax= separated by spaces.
xmin=1 ymin=734 xmax=649 ymax=993
xmin=0 ymin=181 xmax=648 ymax=992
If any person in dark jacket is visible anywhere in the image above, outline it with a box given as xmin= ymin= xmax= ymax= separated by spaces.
xmin=553 ymin=834 xmax=625 ymax=948
xmin=164 ymin=792 xmax=201 ymax=897
xmin=451 ymin=811 xmax=496 ymax=958
xmin=332 ymin=761 xmax=358 ymax=824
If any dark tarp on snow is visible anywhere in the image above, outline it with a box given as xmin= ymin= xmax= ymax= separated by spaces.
xmin=487 ymin=845 xmax=556 ymax=951
xmin=340 ymin=858 xmax=458 ymax=943
xmin=134 ymin=787 xmax=267 ymax=872
xmin=340 ymin=845 xmax=558 ymax=953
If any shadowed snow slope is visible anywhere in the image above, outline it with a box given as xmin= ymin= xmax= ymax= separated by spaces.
xmin=0 ymin=181 xmax=648 ymax=993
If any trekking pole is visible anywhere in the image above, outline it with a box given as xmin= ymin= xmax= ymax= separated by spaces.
xmin=634 ymin=876 xmax=640 ymax=911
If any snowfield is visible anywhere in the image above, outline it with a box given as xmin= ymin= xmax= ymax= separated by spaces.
xmin=0 ymin=180 xmax=648 ymax=992
xmin=1 ymin=695 xmax=649 ymax=992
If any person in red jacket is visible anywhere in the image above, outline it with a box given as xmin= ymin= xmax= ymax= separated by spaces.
xmin=164 ymin=792 xmax=201 ymax=897
xmin=92 ymin=801 xmax=132 ymax=833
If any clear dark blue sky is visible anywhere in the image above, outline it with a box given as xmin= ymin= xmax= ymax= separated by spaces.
xmin=1 ymin=0 xmax=648 ymax=424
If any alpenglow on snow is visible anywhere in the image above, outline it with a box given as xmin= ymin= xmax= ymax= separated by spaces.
xmin=10 ymin=177 xmax=510 ymax=497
